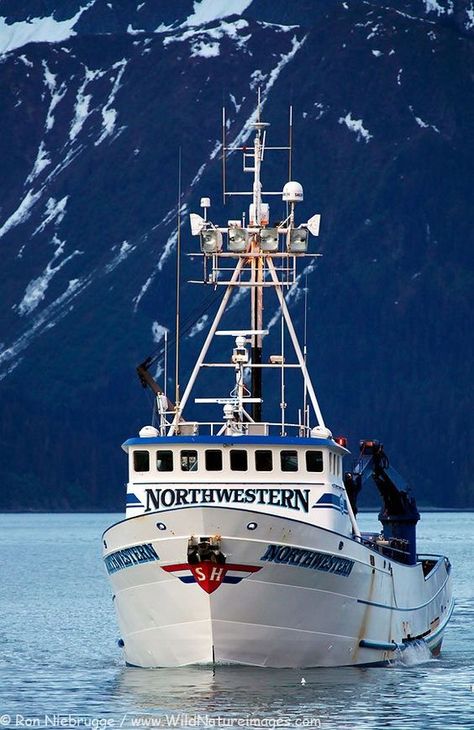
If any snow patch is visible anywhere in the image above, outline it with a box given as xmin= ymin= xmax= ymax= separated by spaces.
xmin=0 ymin=188 xmax=43 ymax=239
xmin=127 ymin=24 xmax=144 ymax=35
xmin=133 ymin=204 xmax=188 ymax=311
xmin=165 ymin=18 xmax=250 ymax=57
xmin=466 ymin=7 xmax=474 ymax=29
xmin=33 ymin=196 xmax=68 ymax=235
xmin=0 ymin=3 xmax=94 ymax=55
xmin=230 ymin=35 xmax=308 ymax=150
xmin=250 ymin=69 xmax=267 ymax=89
xmin=210 ymin=140 xmax=222 ymax=160
xmin=105 ymin=240 xmax=135 ymax=274
xmin=18 ymin=54 xmax=33 ymax=67
xmin=338 ymin=113 xmax=373 ymax=143
xmin=188 ymin=315 xmax=209 ymax=338
xmin=0 ymin=276 xmax=88 ymax=377
xmin=17 ymin=245 xmax=81 ymax=316
xmin=423 ymin=0 xmax=453 ymax=15
xmin=70 ymin=78 xmax=93 ymax=140
xmin=409 ymin=106 xmax=440 ymax=133
xmin=230 ymin=93 xmax=242 ymax=113
xmin=191 ymin=162 xmax=206 ymax=187
xmin=372 ymin=49 xmax=382 ymax=57
xmin=26 ymin=141 xmax=51 ymax=182
xmin=367 ymin=24 xmax=381 ymax=39
xmin=191 ymin=40 xmax=219 ymax=58
xmin=257 ymin=21 xmax=299 ymax=32
xmin=41 ymin=61 xmax=69 ymax=131
xmin=184 ymin=0 xmax=253 ymax=27
xmin=152 ymin=322 xmax=168 ymax=344
xmin=95 ymin=59 xmax=127 ymax=145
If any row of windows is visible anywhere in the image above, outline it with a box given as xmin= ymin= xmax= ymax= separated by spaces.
xmin=133 ymin=449 xmax=334 ymax=474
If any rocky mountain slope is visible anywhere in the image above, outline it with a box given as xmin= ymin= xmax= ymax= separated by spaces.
xmin=0 ymin=0 xmax=472 ymax=510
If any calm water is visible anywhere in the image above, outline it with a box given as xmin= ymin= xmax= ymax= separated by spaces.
xmin=0 ymin=512 xmax=472 ymax=730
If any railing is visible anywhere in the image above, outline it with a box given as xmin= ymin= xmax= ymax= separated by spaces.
xmin=158 ymin=419 xmax=314 ymax=438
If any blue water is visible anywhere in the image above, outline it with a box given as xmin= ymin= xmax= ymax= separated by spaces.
xmin=0 ymin=512 xmax=472 ymax=730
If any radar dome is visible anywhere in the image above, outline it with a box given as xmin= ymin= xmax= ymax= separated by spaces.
xmin=139 ymin=425 xmax=159 ymax=438
xmin=282 ymin=181 xmax=304 ymax=203
xmin=311 ymin=426 xmax=333 ymax=440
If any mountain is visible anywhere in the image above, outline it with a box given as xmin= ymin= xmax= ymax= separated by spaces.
xmin=0 ymin=0 xmax=472 ymax=511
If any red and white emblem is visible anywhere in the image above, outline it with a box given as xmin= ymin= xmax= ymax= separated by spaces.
xmin=162 ymin=561 xmax=261 ymax=594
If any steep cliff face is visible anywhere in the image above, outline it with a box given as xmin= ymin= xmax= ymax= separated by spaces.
xmin=0 ymin=0 xmax=472 ymax=510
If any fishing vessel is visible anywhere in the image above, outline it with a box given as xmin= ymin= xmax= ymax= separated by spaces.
xmin=102 ymin=101 xmax=453 ymax=668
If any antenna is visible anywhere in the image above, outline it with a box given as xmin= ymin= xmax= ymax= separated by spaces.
xmin=303 ymin=274 xmax=308 ymax=433
xmin=280 ymin=301 xmax=286 ymax=436
xmin=288 ymin=105 xmax=293 ymax=180
xmin=164 ymin=329 xmax=168 ymax=399
xmin=175 ymin=147 xmax=182 ymax=409
xmin=222 ymin=106 xmax=226 ymax=205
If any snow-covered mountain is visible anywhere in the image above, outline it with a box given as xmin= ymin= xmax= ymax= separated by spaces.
xmin=0 ymin=0 xmax=472 ymax=509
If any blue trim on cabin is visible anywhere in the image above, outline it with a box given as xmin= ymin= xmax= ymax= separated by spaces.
xmin=126 ymin=493 xmax=142 ymax=504
xmin=313 ymin=493 xmax=349 ymax=514
xmin=122 ymin=435 xmax=348 ymax=455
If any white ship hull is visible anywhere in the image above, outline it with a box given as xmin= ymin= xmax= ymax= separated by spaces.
xmin=103 ymin=507 xmax=453 ymax=668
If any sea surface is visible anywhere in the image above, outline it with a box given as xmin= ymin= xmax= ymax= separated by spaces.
xmin=0 ymin=512 xmax=472 ymax=730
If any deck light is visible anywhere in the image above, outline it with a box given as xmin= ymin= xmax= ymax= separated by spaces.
xmin=259 ymin=227 xmax=279 ymax=252
xmin=288 ymin=227 xmax=309 ymax=253
xmin=228 ymin=226 xmax=249 ymax=252
xmin=200 ymin=228 xmax=223 ymax=254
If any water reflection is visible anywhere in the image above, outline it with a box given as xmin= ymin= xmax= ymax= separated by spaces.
xmin=115 ymin=665 xmax=401 ymax=724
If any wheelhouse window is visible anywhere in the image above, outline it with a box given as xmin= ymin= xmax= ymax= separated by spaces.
xmin=156 ymin=450 xmax=173 ymax=472
xmin=281 ymin=450 xmax=298 ymax=472
xmin=230 ymin=450 xmax=248 ymax=471
xmin=133 ymin=450 xmax=150 ymax=472
xmin=255 ymin=450 xmax=273 ymax=471
xmin=306 ymin=450 xmax=323 ymax=472
xmin=205 ymin=449 xmax=222 ymax=471
xmin=181 ymin=450 xmax=198 ymax=471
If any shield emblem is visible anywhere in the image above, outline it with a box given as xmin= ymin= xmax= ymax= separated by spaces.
xmin=162 ymin=561 xmax=261 ymax=593
xmin=190 ymin=562 xmax=227 ymax=594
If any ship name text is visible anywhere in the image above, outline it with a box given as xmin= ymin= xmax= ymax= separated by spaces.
xmin=144 ymin=487 xmax=310 ymax=513
xmin=261 ymin=543 xmax=354 ymax=577
xmin=104 ymin=542 xmax=159 ymax=575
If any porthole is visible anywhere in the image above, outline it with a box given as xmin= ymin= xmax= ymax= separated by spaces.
xmin=156 ymin=522 xmax=167 ymax=531
xmin=247 ymin=522 xmax=258 ymax=531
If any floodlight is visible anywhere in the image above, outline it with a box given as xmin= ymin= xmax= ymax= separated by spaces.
xmin=228 ymin=227 xmax=249 ymax=252
xmin=288 ymin=227 xmax=309 ymax=253
xmin=200 ymin=228 xmax=222 ymax=254
xmin=259 ymin=227 xmax=279 ymax=252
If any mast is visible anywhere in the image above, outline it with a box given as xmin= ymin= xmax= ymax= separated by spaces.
xmin=251 ymin=91 xmax=266 ymax=421
xmin=176 ymin=98 xmax=324 ymax=436
xmin=174 ymin=147 xmax=182 ymax=409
